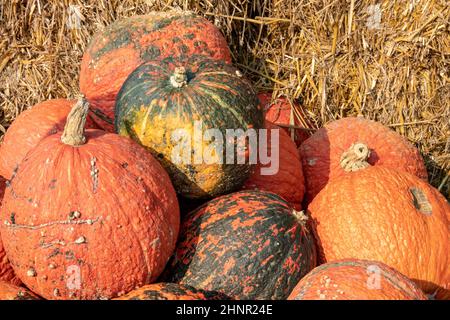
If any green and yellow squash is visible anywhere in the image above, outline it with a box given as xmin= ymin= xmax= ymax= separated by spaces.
xmin=115 ymin=55 xmax=264 ymax=198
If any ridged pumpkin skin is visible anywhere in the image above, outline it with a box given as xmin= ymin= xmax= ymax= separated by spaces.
xmin=299 ymin=117 xmax=428 ymax=203
xmin=288 ymin=259 xmax=428 ymax=300
xmin=115 ymin=56 xmax=264 ymax=199
xmin=242 ymin=121 xmax=305 ymax=209
xmin=309 ymin=166 xmax=449 ymax=299
xmin=258 ymin=92 xmax=310 ymax=147
xmin=0 ymin=281 xmax=40 ymax=300
xmin=80 ymin=11 xmax=232 ymax=131
xmin=0 ymin=99 xmax=97 ymax=180
xmin=163 ymin=190 xmax=317 ymax=300
xmin=0 ymin=177 xmax=21 ymax=286
xmin=1 ymin=129 xmax=180 ymax=300
xmin=115 ymin=283 xmax=229 ymax=300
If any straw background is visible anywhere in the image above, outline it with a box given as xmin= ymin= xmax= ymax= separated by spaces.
xmin=0 ymin=0 xmax=449 ymax=198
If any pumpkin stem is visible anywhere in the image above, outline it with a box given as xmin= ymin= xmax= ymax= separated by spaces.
xmin=170 ymin=67 xmax=188 ymax=88
xmin=340 ymin=142 xmax=371 ymax=172
xmin=61 ymin=96 xmax=89 ymax=146
xmin=292 ymin=209 xmax=308 ymax=226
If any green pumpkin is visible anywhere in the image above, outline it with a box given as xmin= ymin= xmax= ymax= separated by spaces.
xmin=115 ymin=56 xmax=264 ymax=199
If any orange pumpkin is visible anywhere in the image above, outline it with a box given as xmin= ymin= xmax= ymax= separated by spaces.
xmin=0 ymin=99 xmax=180 ymax=300
xmin=0 ymin=281 xmax=40 ymax=300
xmin=258 ymin=92 xmax=310 ymax=147
xmin=288 ymin=259 xmax=427 ymax=300
xmin=242 ymin=121 xmax=305 ymax=209
xmin=0 ymin=98 xmax=97 ymax=180
xmin=80 ymin=11 xmax=231 ymax=131
xmin=115 ymin=283 xmax=229 ymax=300
xmin=309 ymin=164 xmax=449 ymax=299
xmin=0 ymin=177 xmax=21 ymax=286
xmin=299 ymin=116 xmax=428 ymax=203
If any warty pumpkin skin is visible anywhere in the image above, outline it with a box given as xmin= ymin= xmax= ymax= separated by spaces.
xmin=115 ymin=55 xmax=264 ymax=199
xmin=0 ymin=177 xmax=21 ymax=286
xmin=242 ymin=121 xmax=305 ymax=210
xmin=299 ymin=116 xmax=428 ymax=203
xmin=0 ymin=99 xmax=180 ymax=300
xmin=288 ymin=259 xmax=428 ymax=300
xmin=80 ymin=11 xmax=232 ymax=131
xmin=0 ymin=281 xmax=40 ymax=300
xmin=162 ymin=190 xmax=317 ymax=300
xmin=0 ymin=239 xmax=20 ymax=286
xmin=258 ymin=92 xmax=310 ymax=147
xmin=115 ymin=283 xmax=229 ymax=300
xmin=0 ymin=98 xmax=97 ymax=180
xmin=309 ymin=165 xmax=449 ymax=299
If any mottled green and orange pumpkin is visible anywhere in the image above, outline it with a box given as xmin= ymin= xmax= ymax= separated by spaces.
xmin=0 ymin=177 xmax=21 ymax=286
xmin=115 ymin=283 xmax=229 ymax=300
xmin=0 ymin=281 xmax=40 ymax=300
xmin=0 ymin=98 xmax=97 ymax=180
xmin=288 ymin=259 xmax=427 ymax=300
xmin=80 ymin=11 xmax=231 ymax=131
xmin=242 ymin=121 xmax=305 ymax=209
xmin=115 ymin=55 xmax=264 ymax=199
xmin=163 ymin=190 xmax=317 ymax=300
xmin=0 ymin=99 xmax=180 ymax=300
xmin=309 ymin=164 xmax=449 ymax=299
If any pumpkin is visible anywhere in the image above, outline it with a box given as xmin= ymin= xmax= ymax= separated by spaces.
xmin=299 ymin=116 xmax=428 ymax=203
xmin=258 ymin=92 xmax=310 ymax=147
xmin=0 ymin=98 xmax=180 ymax=300
xmin=115 ymin=55 xmax=264 ymax=199
xmin=0 ymin=239 xmax=20 ymax=286
xmin=242 ymin=121 xmax=305 ymax=209
xmin=0 ymin=177 xmax=21 ymax=286
xmin=115 ymin=283 xmax=229 ymax=300
xmin=80 ymin=11 xmax=232 ymax=131
xmin=162 ymin=190 xmax=317 ymax=300
xmin=308 ymin=164 xmax=449 ymax=299
xmin=0 ymin=98 xmax=97 ymax=180
xmin=288 ymin=259 xmax=428 ymax=300
xmin=0 ymin=281 xmax=40 ymax=300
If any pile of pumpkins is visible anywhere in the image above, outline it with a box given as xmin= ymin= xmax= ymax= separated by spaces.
xmin=0 ymin=11 xmax=448 ymax=300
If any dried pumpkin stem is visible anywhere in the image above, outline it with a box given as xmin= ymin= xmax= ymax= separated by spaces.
xmin=170 ymin=66 xmax=188 ymax=88
xmin=292 ymin=209 xmax=309 ymax=226
xmin=340 ymin=142 xmax=371 ymax=172
xmin=60 ymin=96 xmax=89 ymax=146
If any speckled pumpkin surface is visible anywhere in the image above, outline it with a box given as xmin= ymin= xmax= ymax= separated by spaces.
xmin=242 ymin=121 xmax=305 ymax=210
xmin=162 ymin=190 xmax=317 ymax=300
xmin=0 ymin=281 xmax=40 ymax=300
xmin=115 ymin=55 xmax=264 ymax=199
xmin=288 ymin=259 xmax=428 ymax=300
xmin=80 ymin=11 xmax=232 ymax=131
xmin=309 ymin=166 xmax=449 ymax=299
xmin=0 ymin=99 xmax=97 ymax=180
xmin=0 ymin=177 xmax=21 ymax=286
xmin=258 ymin=92 xmax=310 ymax=147
xmin=0 ymin=127 xmax=180 ymax=300
xmin=115 ymin=283 xmax=229 ymax=300
xmin=299 ymin=116 xmax=428 ymax=203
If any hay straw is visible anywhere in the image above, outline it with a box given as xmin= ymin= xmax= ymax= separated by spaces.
xmin=0 ymin=0 xmax=449 ymax=198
